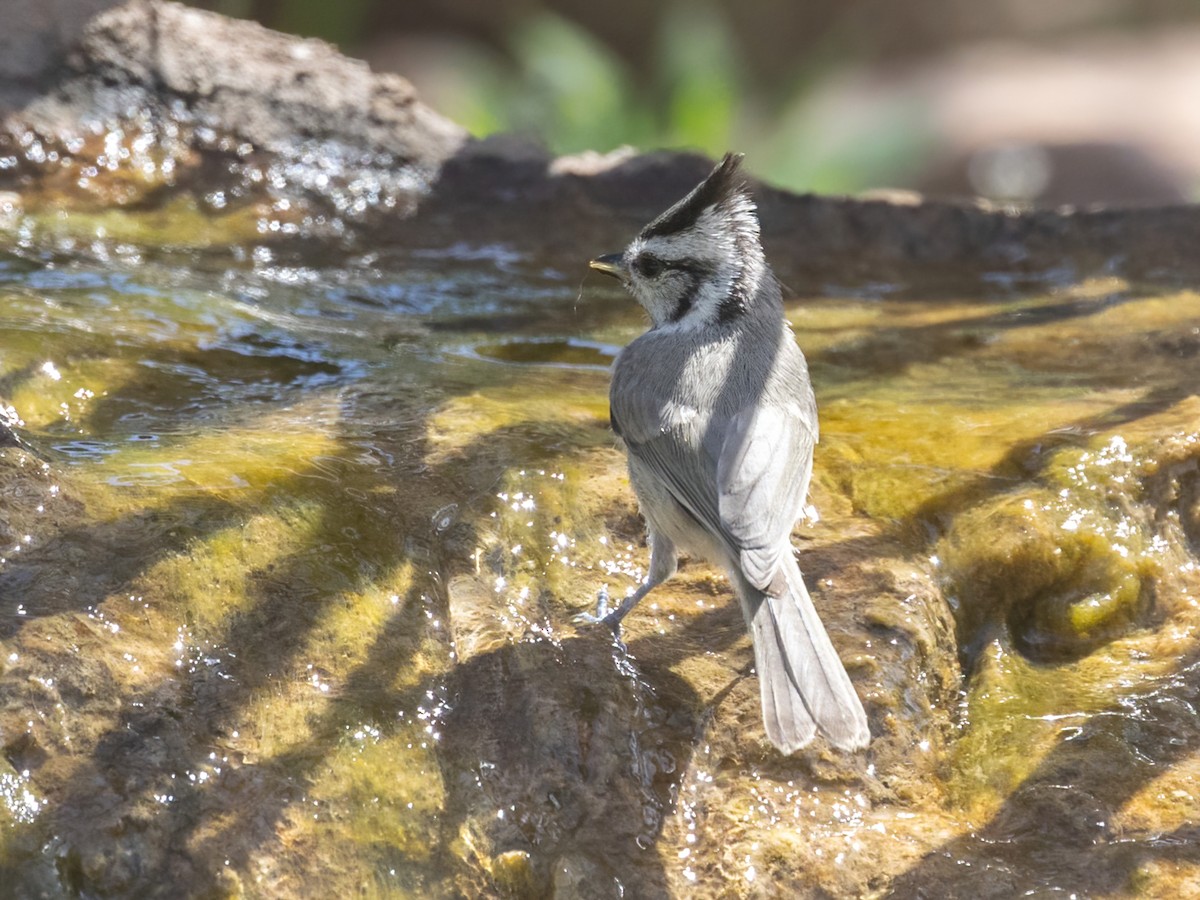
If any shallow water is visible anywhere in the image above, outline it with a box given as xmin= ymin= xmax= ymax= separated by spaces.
xmin=1 ymin=197 xmax=1200 ymax=898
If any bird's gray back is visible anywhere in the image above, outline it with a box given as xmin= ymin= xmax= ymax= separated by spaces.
xmin=610 ymin=286 xmax=817 ymax=570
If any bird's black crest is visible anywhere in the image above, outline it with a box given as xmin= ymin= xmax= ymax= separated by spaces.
xmin=641 ymin=153 xmax=747 ymax=240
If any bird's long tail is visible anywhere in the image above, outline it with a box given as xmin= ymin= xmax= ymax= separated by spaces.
xmin=738 ymin=559 xmax=869 ymax=753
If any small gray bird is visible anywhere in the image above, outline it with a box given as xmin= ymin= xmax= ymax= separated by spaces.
xmin=588 ymin=153 xmax=870 ymax=753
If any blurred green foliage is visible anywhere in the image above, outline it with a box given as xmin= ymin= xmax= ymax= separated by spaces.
xmin=435 ymin=5 xmax=933 ymax=194
xmin=271 ymin=0 xmax=374 ymax=48
xmin=207 ymin=0 xmax=933 ymax=194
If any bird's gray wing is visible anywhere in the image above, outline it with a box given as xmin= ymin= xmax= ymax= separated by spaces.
xmin=611 ymin=392 xmax=724 ymax=542
xmin=714 ymin=401 xmax=816 ymax=594
xmin=612 ymin=392 xmax=815 ymax=591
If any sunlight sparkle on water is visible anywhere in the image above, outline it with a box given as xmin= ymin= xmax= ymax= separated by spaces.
xmin=0 ymin=770 xmax=43 ymax=824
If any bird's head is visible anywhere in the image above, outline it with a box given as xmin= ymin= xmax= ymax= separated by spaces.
xmin=590 ymin=153 xmax=766 ymax=331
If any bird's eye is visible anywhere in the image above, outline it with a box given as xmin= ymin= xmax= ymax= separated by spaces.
xmin=633 ymin=253 xmax=665 ymax=278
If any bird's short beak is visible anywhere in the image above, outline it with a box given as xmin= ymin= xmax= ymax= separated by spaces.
xmin=588 ymin=253 xmax=625 ymax=279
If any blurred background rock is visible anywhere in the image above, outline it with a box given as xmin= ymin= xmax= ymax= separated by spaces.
xmin=8 ymin=0 xmax=1200 ymax=205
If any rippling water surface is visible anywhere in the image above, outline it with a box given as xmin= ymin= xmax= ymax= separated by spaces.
xmin=1 ymin=195 xmax=1200 ymax=897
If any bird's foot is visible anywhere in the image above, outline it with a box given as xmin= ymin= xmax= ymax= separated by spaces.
xmin=573 ymin=586 xmax=621 ymax=632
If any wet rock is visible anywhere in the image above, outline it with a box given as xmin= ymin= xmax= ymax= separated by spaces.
xmin=12 ymin=0 xmax=466 ymax=165
xmin=1143 ymin=423 xmax=1200 ymax=560
xmin=551 ymin=853 xmax=621 ymax=899
xmin=400 ymin=135 xmax=1200 ymax=287
xmin=0 ymin=0 xmax=467 ymax=218
xmin=490 ymin=849 xmax=538 ymax=897
xmin=0 ymin=446 xmax=85 ymax=603
xmin=939 ymin=491 xmax=1148 ymax=665
xmin=435 ymin=631 xmax=688 ymax=898
xmin=941 ymin=413 xmax=1200 ymax=669
xmin=989 ymin=782 xmax=1115 ymax=848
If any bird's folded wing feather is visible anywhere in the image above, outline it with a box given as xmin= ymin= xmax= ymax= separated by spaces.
xmin=611 ymin=392 xmax=724 ymax=545
xmin=621 ymin=429 xmax=721 ymax=539
xmin=714 ymin=403 xmax=815 ymax=593
xmin=613 ymin=396 xmax=815 ymax=594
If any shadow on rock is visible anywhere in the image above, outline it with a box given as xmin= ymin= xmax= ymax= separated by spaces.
xmin=432 ymin=630 xmax=700 ymax=898
xmin=0 ymin=415 xmax=654 ymax=897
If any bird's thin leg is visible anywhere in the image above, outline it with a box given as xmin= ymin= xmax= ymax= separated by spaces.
xmin=580 ymin=533 xmax=677 ymax=631
xmin=600 ymin=555 xmax=673 ymax=628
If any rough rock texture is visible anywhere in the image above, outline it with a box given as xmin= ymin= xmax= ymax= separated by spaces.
xmin=409 ymin=138 xmax=1200 ymax=287
xmin=5 ymin=0 xmax=467 ymax=169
